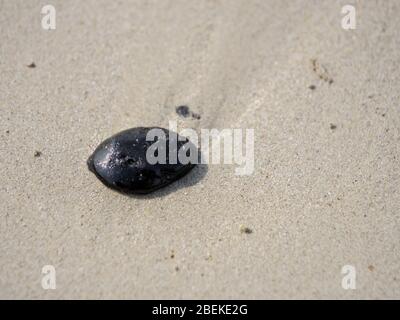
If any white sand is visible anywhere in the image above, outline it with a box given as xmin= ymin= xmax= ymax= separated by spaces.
xmin=1 ymin=0 xmax=399 ymax=299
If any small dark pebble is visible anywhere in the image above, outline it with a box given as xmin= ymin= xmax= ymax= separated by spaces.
xmin=330 ymin=124 xmax=337 ymax=130
xmin=87 ymin=127 xmax=197 ymax=194
xmin=34 ymin=151 xmax=42 ymax=157
xmin=176 ymin=105 xmax=190 ymax=118
xmin=368 ymin=265 xmax=375 ymax=272
xmin=240 ymin=225 xmax=253 ymax=234
xmin=176 ymin=105 xmax=201 ymax=120
xmin=27 ymin=62 xmax=36 ymax=68
xmin=309 ymin=85 xmax=316 ymax=90
xmin=191 ymin=112 xmax=201 ymax=120
xmin=5 ymin=130 xmax=9 ymax=134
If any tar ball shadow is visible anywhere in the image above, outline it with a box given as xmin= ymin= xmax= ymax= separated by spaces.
xmin=128 ymin=163 xmax=208 ymax=199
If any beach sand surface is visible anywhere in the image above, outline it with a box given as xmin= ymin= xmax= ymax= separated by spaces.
xmin=1 ymin=0 xmax=399 ymax=298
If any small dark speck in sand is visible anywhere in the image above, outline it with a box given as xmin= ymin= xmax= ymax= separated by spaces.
xmin=240 ymin=225 xmax=253 ymax=234
xmin=34 ymin=151 xmax=42 ymax=157
xmin=309 ymin=85 xmax=316 ymax=90
xmin=27 ymin=62 xmax=36 ymax=68
xmin=176 ymin=105 xmax=201 ymax=120
xmin=330 ymin=124 xmax=337 ymax=130
xmin=176 ymin=105 xmax=190 ymax=117
xmin=368 ymin=265 xmax=375 ymax=272
xmin=191 ymin=112 xmax=201 ymax=120
xmin=5 ymin=130 xmax=9 ymax=134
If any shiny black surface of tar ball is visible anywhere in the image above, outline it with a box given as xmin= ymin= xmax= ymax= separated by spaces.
xmin=87 ymin=127 xmax=197 ymax=194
